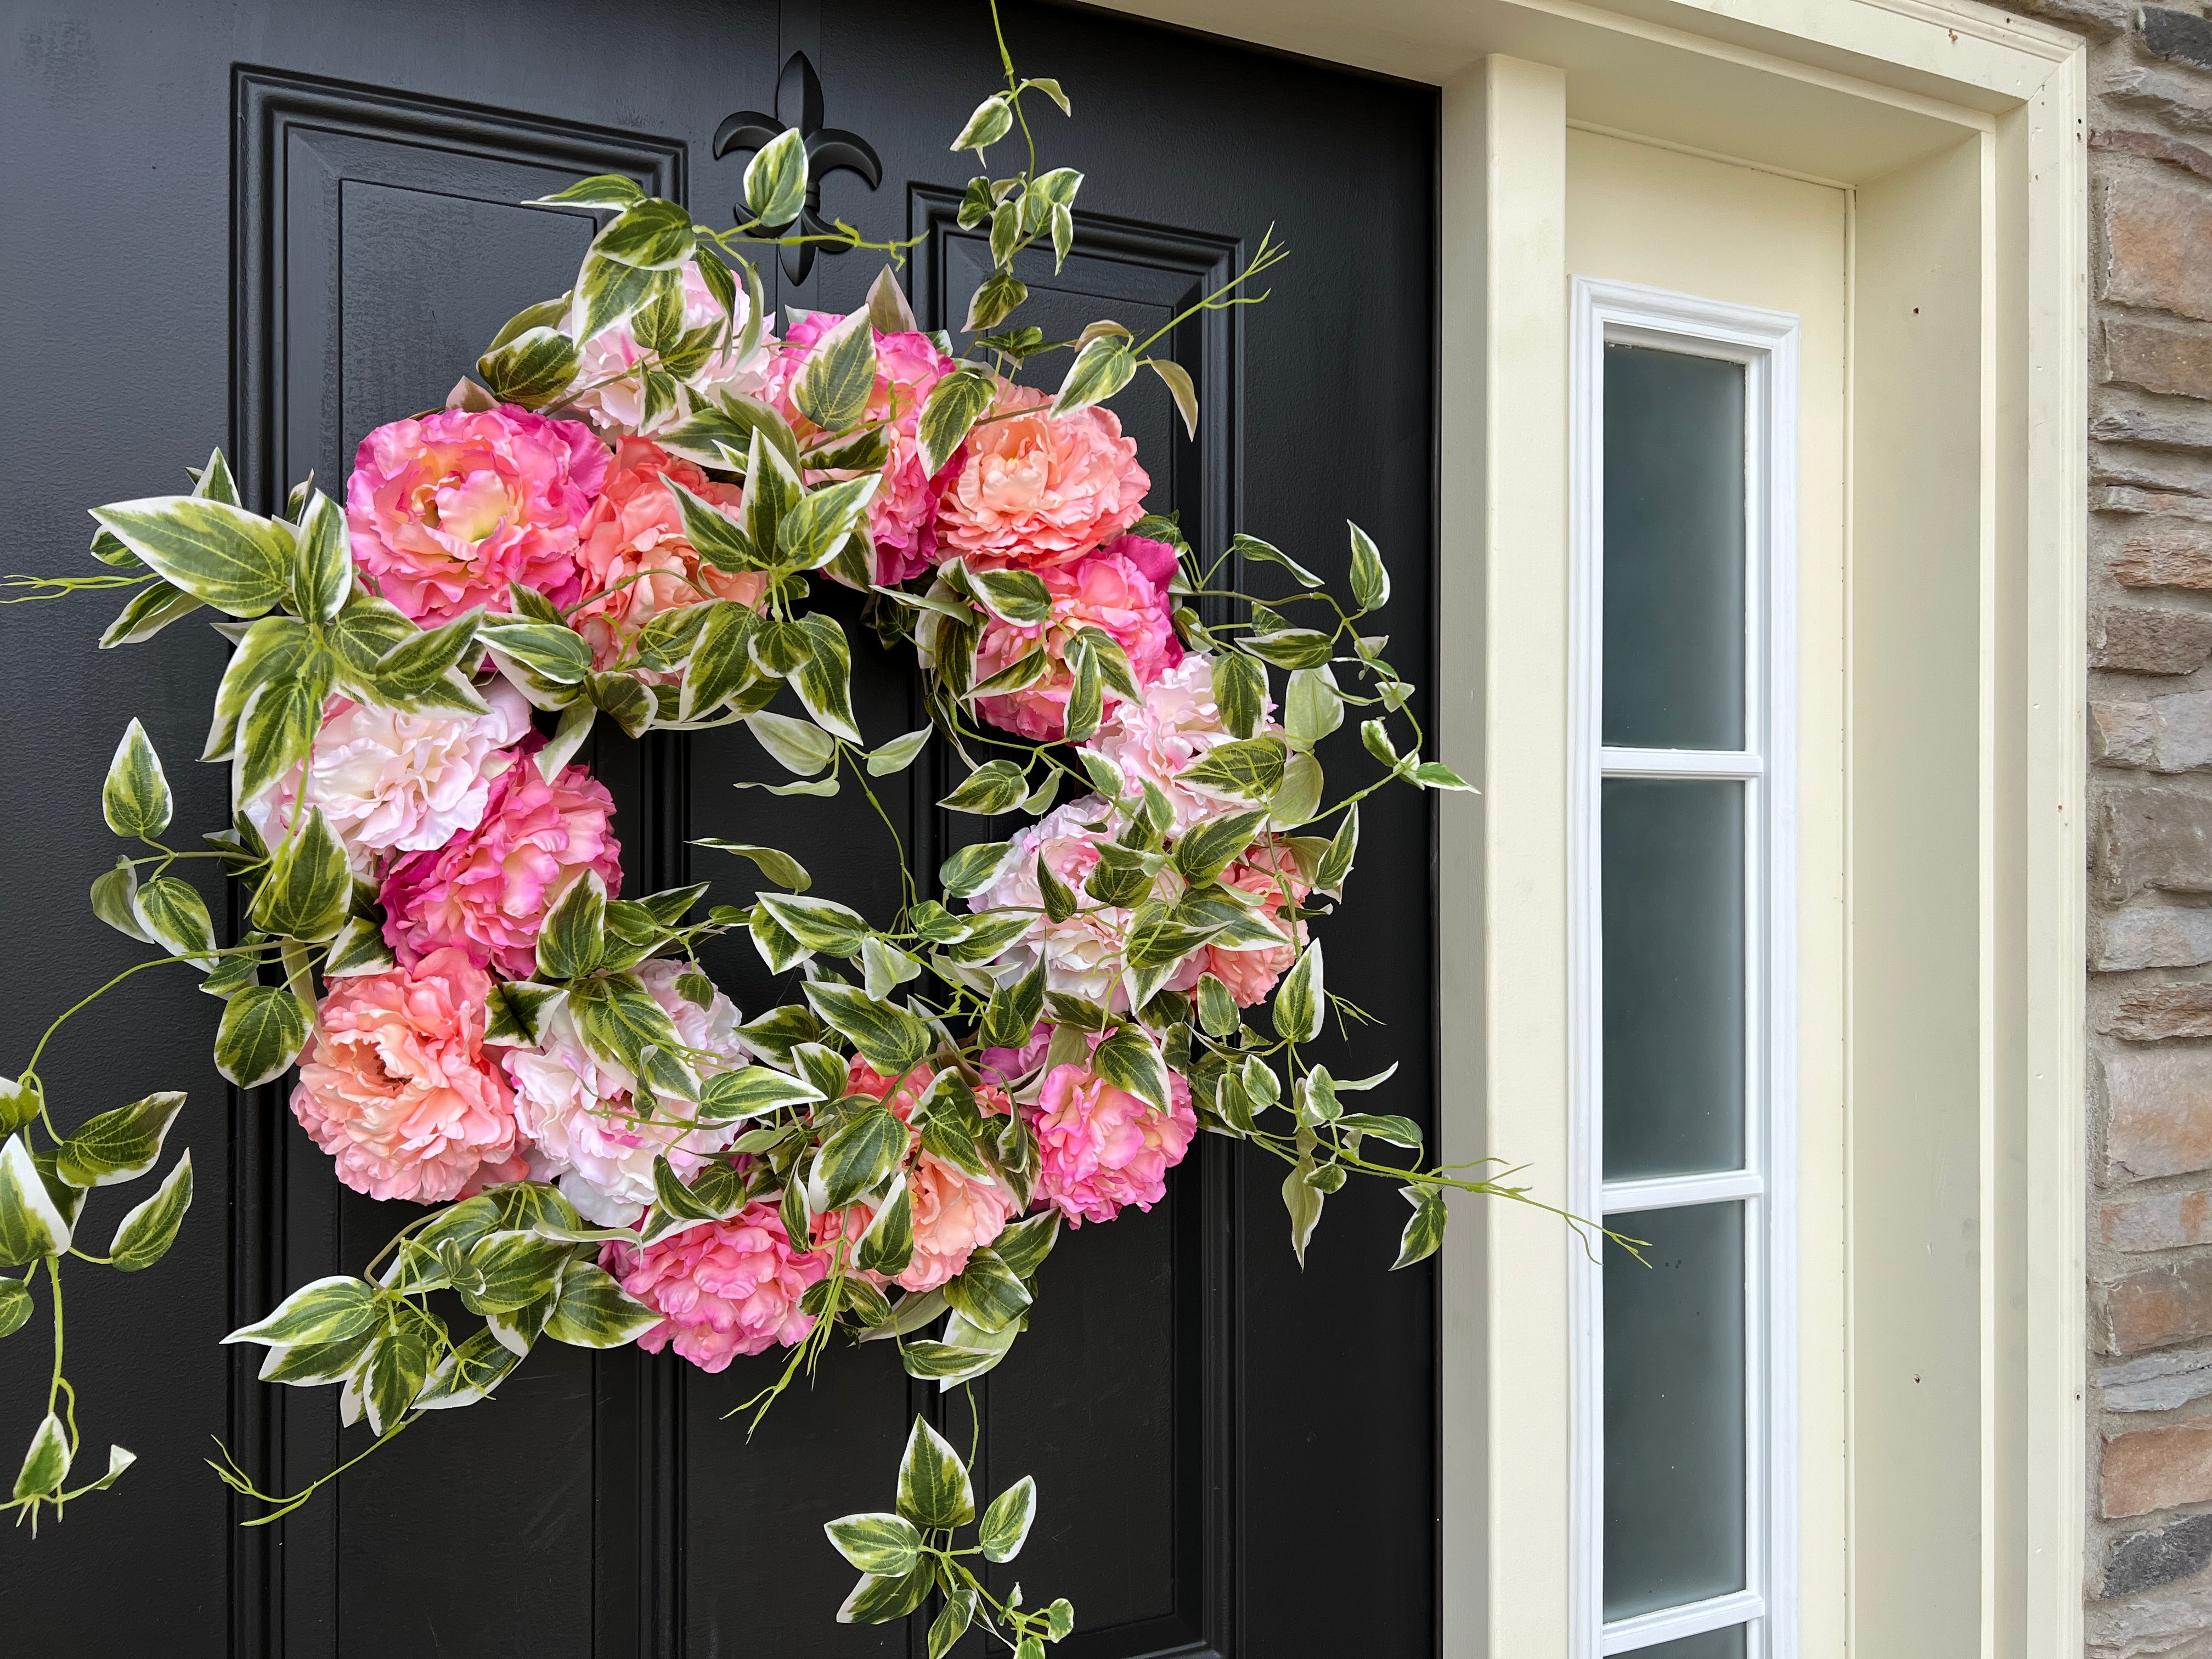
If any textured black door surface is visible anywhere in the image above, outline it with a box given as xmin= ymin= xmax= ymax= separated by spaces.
xmin=0 ymin=4 xmax=1437 ymax=1655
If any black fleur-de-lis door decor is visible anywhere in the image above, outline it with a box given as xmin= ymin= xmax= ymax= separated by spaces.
xmin=714 ymin=50 xmax=883 ymax=285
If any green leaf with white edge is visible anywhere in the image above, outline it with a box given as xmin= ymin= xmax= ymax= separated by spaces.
xmin=102 ymin=719 xmax=173 ymax=839
xmin=90 ymin=857 xmax=154 ymax=945
xmin=55 ymin=1091 xmax=185 ymax=1189
xmin=1231 ymin=531 xmax=1324 ymax=590
xmin=758 ymin=891 xmax=870 ymax=957
xmin=13 ymin=1412 xmax=69 ymax=1501
xmin=484 ymin=980 xmax=560 ymax=1046
xmin=0 ymin=1276 xmax=30 ymax=1340
xmin=1091 ymin=1026 xmax=1171 ymax=1114
xmin=943 ymin=910 xmax=1036 ymax=967
xmin=543 ymin=1262 xmax=660 ymax=1347
xmin=1178 ymin=735 xmax=1286 ymax=803
xmin=526 ymin=173 xmax=644 ymax=210
xmin=1283 ymin=1162 xmax=1325 ymax=1267
xmin=944 ymin=1247 xmax=1031 ymax=1334
xmin=1212 ymin=651 xmax=1266 ymax=741
xmin=815 ymin=1105 xmax=908 ymax=1210
xmin=1337 ymin=1111 xmax=1425 ymax=1149
xmin=1241 ymin=628 xmax=1335 ymax=672
xmin=1045 ymin=1599 xmax=1075 ymax=1641
xmin=792 ymin=308 xmax=879 ymax=434
xmin=1171 ymin=808 xmax=1269 ymax=889
xmin=97 ymin=1149 xmax=191 ymax=1271
xmin=458 ymin=1229 xmax=577 ymax=1316
xmin=940 ymin=840 xmax=1018 ymax=899
xmin=743 ymin=126 xmax=808 ymax=225
xmin=415 ymin=1327 xmax=524 ymax=1410
xmin=1053 ymin=332 xmax=1137 ymax=417
xmin=369 ymin=608 xmax=489 ymax=713
xmin=591 ymin=198 xmax=696 ymax=270
xmin=1315 ymin=803 xmax=1360 ymax=893
xmin=1360 ymin=717 xmax=1400 ymax=767
xmin=697 ymin=1064 xmax=822 ymax=1124
xmin=745 ymin=710 xmax=837 ymax=776
xmin=1410 ymin=759 xmax=1477 ymax=791
xmin=969 ymin=566 xmax=1053 ymax=627
xmin=825 ymin=1511 xmax=923 ymax=1577
xmin=533 ymin=869 xmax=608 ymax=980
xmin=1271 ymin=940 xmax=1325 ymax=1044
xmin=568 ymin=976 xmax=702 ymax=1101
xmin=861 ymin=727 xmax=930 ymax=778
xmin=99 ymin=579 xmax=205 ymax=649
xmin=1148 ymin=356 xmax=1199 ymax=438
xmin=1393 ymin=1186 xmax=1448 ymax=1269
xmin=575 ymin=253 xmax=675 ymax=343
xmin=780 ymin=476 xmax=880 ymax=577
xmin=360 ymin=1324 xmax=433 ymax=1436
xmin=963 ymin=269 xmax=1027 ymax=334
xmin=862 ymin=935 xmax=922 ymax=1002
xmin=837 ymin=1562 xmax=938 ymax=1626
xmin=896 ymin=1415 xmax=975 ymax=1528
xmin=192 ymin=448 xmax=242 ymax=506
xmin=898 ymin=1330 xmax=1014 ymax=1384
xmin=917 ymin=370 xmax=996 ymax=475
xmin=214 ymin=984 xmax=312 ymax=1089
xmin=249 ymin=808 xmax=352 ymax=941
xmin=979 ymin=1475 xmax=1038 ymax=1562
xmin=952 ymin=93 xmax=1014 ymax=153
xmin=232 ymin=671 xmax=329 ymax=806
xmin=0 ymin=1076 xmax=37 ymax=1138
xmin=223 ymin=1274 xmax=377 ymax=1347
xmin=928 ymin=1581 xmax=979 ymax=1659
xmin=289 ymin=489 xmax=352 ymax=623
xmin=749 ymin=904 xmax=811 ymax=974
xmin=690 ymin=837 xmax=811 ymax=892
xmin=791 ymin=614 xmax=863 ymax=743
xmin=968 ymin=647 xmax=1049 ymax=700
xmin=981 ymin=956 xmax=1047 ymax=1051
xmin=89 ymin=496 xmax=294 ymax=617
xmin=1268 ymin=749 xmax=1324 ymax=831
xmin=940 ymin=760 xmax=1029 ymax=816
xmin=856 ymin=1176 xmax=915 ymax=1277
xmin=1284 ymin=665 xmax=1344 ymax=751
xmin=1195 ymin=975 xmax=1241 ymax=1043
xmin=1347 ymin=520 xmax=1390 ymax=612
xmin=130 ymin=874 xmax=218 ymax=971
xmin=0 ymin=1136 xmax=70 ymax=1264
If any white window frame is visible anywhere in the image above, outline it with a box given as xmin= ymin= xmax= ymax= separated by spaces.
xmin=1567 ymin=276 xmax=1801 ymax=1659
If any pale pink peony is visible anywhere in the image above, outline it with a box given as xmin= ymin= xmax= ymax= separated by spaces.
xmin=1203 ymin=845 xmax=1311 ymax=1007
xmin=1090 ymin=652 xmax=1279 ymax=837
xmin=289 ymin=947 xmax=527 ymax=1204
xmin=379 ymin=748 xmax=622 ymax=979
xmin=504 ymin=960 xmax=746 ymax=1227
xmin=1028 ymin=1047 xmax=1197 ymax=1226
xmin=765 ymin=310 xmax=962 ymax=585
xmin=346 ymin=405 xmax=607 ymax=624
xmin=969 ymin=797 xmax=1142 ymax=1009
xmin=969 ymin=535 xmax=1183 ymax=741
xmin=570 ymin=438 xmax=770 ymax=668
xmin=838 ymin=1059 xmax=1017 ymax=1293
xmin=242 ymin=682 xmax=533 ymax=871
xmin=566 ymin=264 xmax=771 ymax=438
xmin=933 ymin=383 xmax=1149 ymax=571
xmin=600 ymin=1201 xmax=826 ymax=1372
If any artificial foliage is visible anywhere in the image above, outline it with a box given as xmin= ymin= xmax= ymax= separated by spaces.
xmin=0 ymin=5 xmax=1559 ymax=1642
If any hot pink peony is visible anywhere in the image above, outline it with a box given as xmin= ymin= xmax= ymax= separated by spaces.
xmin=570 ymin=438 xmax=769 ymax=667
xmin=1027 ymin=1045 xmax=1197 ymax=1227
xmin=566 ymin=263 xmax=770 ymax=437
xmin=933 ymin=383 xmax=1149 ymax=571
xmin=969 ymin=534 xmax=1183 ymax=741
xmin=379 ymin=748 xmax=622 ymax=979
xmin=346 ymin=404 xmax=607 ymax=624
xmin=838 ymin=1059 xmax=1017 ymax=1293
xmin=765 ymin=310 xmax=963 ymax=585
xmin=1203 ymin=844 xmax=1312 ymax=1007
xmin=1091 ymin=652 xmax=1280 ymax=836
xmin=600 ymin=1201 xmax=827 ymax=1372
xmin=289 ymin=947 xmax=526 ymax=1204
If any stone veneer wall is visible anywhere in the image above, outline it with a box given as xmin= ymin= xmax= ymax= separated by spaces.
xmin=2013 ymin=3 xmax=2212 ymax=1652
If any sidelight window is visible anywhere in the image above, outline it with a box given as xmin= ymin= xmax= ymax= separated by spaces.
xmin=1569 ymin=280 xmax=1800 ymax=1659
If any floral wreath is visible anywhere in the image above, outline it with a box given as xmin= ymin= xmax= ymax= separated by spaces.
xmin=0 ymin=8 xmax=1553 ymax=1647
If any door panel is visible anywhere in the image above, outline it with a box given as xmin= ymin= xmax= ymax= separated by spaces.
xmin=0 ymin=6 xmax=1437 ymax=1656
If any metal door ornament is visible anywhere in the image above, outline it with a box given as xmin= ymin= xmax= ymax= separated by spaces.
xmin=713 ymin=50 xmax=882 ymax=284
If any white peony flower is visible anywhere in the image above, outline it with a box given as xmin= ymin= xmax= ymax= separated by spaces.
xmin=1088 ymin=653 xmax=1278 ymax=837
xmin=565 ymin=265 xmax=771 ymax=438
xmin=503 ymin=960 xmax=747 ymax=1228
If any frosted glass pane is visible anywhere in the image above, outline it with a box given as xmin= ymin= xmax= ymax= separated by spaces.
xmin=1604 ymin=345 xmax=1746 ymax=749
xmin=1602 ymin=779 xmax=1746 ymax=1179
xmin=1604 ymin=1203 xmax=1747 ymax=1620
xmin=1631 ymin=1627 xmax=1748 ymax=1659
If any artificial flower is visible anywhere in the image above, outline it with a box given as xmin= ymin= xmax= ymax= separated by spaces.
xmin=839 ymin=1059 xmax=1017 ymax=1293
xmin=600 ymin=1201 xmax=826 ymax=1372
xmin=933 ymin=383 xmax=1149 ymax=571
xmin=565 ymin=263 xmax=771 ymax=438
xmin=1027 ymin=1036 xmax=1197 ymax=1226
xmin=1090 ymin=651 xmax=1278 ymax=836
xmin=969 ymin=533 xmax=1183 ymax=741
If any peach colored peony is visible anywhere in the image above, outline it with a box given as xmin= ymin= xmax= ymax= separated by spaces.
xmin=765 ymin=310 xmax=962 ymax=585
xmin=566 ymin=264 xmax=770 ymax=438
xmin=838 ymin=1059 xmax=1017 ymax=1293
xmin=600 ymin=1201 xmax=826 ymax=1372
xmin=241 ymin=682 xmax=533 ymax=871
xmin=1203 ymin=844 xmax=1311 ymax=1007
xmin=346 ymin=405 xmax=606 ymax=624
xmin=970 ymin=534 xmax=1183 ymax=741
xmin=505 ymin=960 xmax=747 ymax=1227
xmin=933 ymin=383 xmax=1149 ymax=571
xmin=290 ymin=947 xmax=526 ymax=1203
xmin=379 ymin=748 xmax=622 ymax=979
xmin=570 ymin=438 xmax=769 ymax=668
xmin=1027 ymin=1047 xmax=1196 ymax=1226
xmin=1091 ymin=652 xmax=1282 ymax=837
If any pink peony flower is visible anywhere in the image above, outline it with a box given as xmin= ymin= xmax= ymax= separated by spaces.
xmin=241 ymin=682 xmax=533 ymax=871
xmin=765 ymin=310 xmax=963 ymax=585
xmin=570 ymin=438 xmax=769 ymax=668
xmin=289 ymin=947 xmax=526 ymax=1204
xmin=1204 ymin=845 xmax=1311 ymax=1007
xmin=600 ymin=1201 xmax=826 ymax=1372
xmin=566 ymin=264 xmax=770 ymax=437
xmin=1091 ymin=652 xmax=1281 ymax=837
xmin=969 ymin=535 xmax=1183 ymax=741
xmin=838 ymin=1059 xmax=1017 ymax=1293
xmin=380 ymin=748 xmax=622 ymax=979
xmin=969 ymin=797 xmax=1144 ymax=1009
xmin=933 ymin=383 xmax=1149 ymax=571
xmin=346 ymin=405 xmax=607 ymax=624
xmin=504 ymin=960 xmax=747 ymax=1226
xmin=1027 ymin=1046 xmax=1196 ymax=1226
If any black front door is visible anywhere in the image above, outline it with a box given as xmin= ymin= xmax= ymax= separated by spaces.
xmin=0 ymin=4 xmax=1438 ymax=1654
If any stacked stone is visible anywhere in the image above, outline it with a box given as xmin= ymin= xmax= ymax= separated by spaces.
xmin=2034 ymin=2 xmax=2212 ymax=1650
